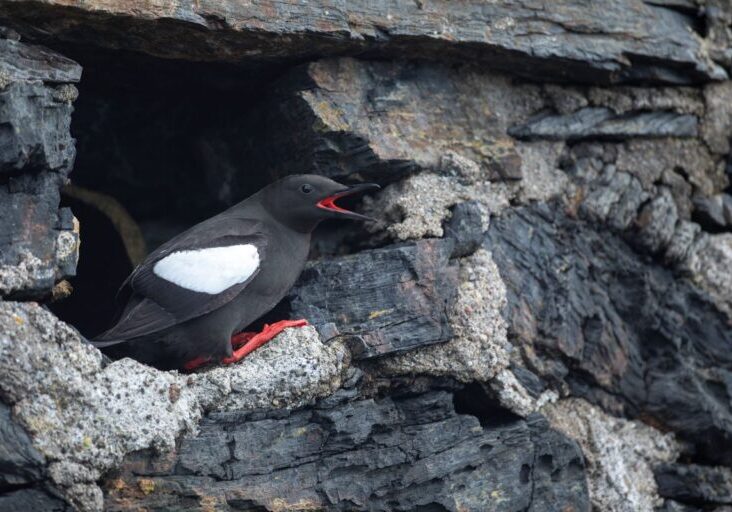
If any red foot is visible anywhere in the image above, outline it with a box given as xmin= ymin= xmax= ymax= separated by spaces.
xmin=230 ymin=331 xmax=257 ymax=350
xmin=221 ymin=319 xmax=309 ymax=365
xmin=183 ymin=355 xmax=212 ymax=371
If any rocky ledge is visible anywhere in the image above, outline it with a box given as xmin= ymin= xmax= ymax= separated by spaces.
xmin=1 ymin=2 xmax=732 ymax=511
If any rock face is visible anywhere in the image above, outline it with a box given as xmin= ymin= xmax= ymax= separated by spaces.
xmin=0 ymin=0 xmax=726 ymax=84
xmin=486 ymin=202 xmax=732 ymax=466
xmin=0 ymin=36 xmax=81 ymax=299
xmin=289 ymin=238 xmax=459 ymax=358
xmin=1 ymin=1 xmax=732 ymax=511
xmin=105 ymin=391 xmax=589 ymax=512
xmin=0 ymin=301 xmax=349 ymax=510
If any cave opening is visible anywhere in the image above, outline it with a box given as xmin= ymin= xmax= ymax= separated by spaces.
xmin=48 ymin=45 xmax=306 ymax=337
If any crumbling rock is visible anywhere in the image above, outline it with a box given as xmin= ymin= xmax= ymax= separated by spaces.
xmin=684 ymin=233 xmax=732 ymax=320
xmin=375 ymin=249 xmax=510 ymax=385
xmin=0 ymin=0 xmax=726 ymax=85
xmin=693 ymin=193 xmax=732 ymax=231
xmin=485 ymin=203 xmax=732 ymax=466
xmin=655 ymin=463 xmax=732 ymax=506
xmin=289 ymin=238 xmax=459 ymax=359
xmin=0 ymin=401 xmax=44 ymax=488
xmin=0 ymin=37 xmax=81 ymax=298
xmin=509 ymin=108 xmax=698 ymax=141
xmin=0 ymin=301 xmax=348 ymax=511
xmin=543 ymin=398 xmax=680 ymax=512
xmin=0 ymin=38 xmax=81 ymax=85
xmin=251 ymin=59 xmax=534 ymax=185
xmin=0 ymin=1 xmax=731 ymax=510
xmin=105 ymin=389 xmax=590 ymax=512
xmin=702 ymin=82 xmax=732 ymax=156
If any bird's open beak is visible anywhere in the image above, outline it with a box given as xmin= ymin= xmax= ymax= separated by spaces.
xmin=316 ymin=183 xmax=381 ymax=221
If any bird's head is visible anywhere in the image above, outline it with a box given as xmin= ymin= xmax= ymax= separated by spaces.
xmin=262 ymin=174 xmax=380 ymax=232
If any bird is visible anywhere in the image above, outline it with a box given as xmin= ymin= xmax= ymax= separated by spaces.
xmin=90 ymin=174 xmax=379 ymax=371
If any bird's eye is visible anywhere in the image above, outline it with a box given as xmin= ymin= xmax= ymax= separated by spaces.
xmin=300 ymin=184 xmax=313 ymax=194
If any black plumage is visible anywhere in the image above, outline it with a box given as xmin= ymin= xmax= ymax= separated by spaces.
xmin=91 ymin=175 xmax=378 ymax=370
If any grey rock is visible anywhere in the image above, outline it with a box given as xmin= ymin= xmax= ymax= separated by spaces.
xmin=0 ymin=172 xmax=80 ymax=298
xmin=0 ymin=81 xmax=77 ymax=174
xmin=655 ymin=464 xmax=732 ymax=505
xmin=376 ymin=249 xmax=513 ymax=386
xmin=664 ymin=220 xmax=703 ymax=266
xmin=579 ymin=167 xmax=649 ymax=231
xmin=0 ymin=39 xmax=80 ymax=299
xmin=0 ymin=401 xmax=44 ymax=488
xmin=361 ymin=171 xmax=506 ymax=243
xmin=587 ymin=86 xmax=704 ymax=117
xmin=615 ymin=140 xmax=725 ymax=198
xmin=106 ymin=390 xmax=589 ymax=512
xmin=0 ymin=301 xmax=349 ymax=511
xmin=289 ymin=239 xmax=459 ymax=359
xmin=632 ymin=187 xmax=679 ymax=255
xmin=0 ymin=38 xmax=81 ymax=84
xmin=250 ymin=60 xmax=530 ymax=185
xmin=444 ymin=201 xmax=484 ymax=258
xmin=509 ymin=107 xmax=698 ymax=141
xmin=706 ymin=0 xmax=732 ymax=72
xmin=702 ymin=82 xmax=732 ymax=156
xmin=693 ymin=194 xmax=729 ymax=230
xmin=0 ymin=487 xmax=72 ymax=511
xmin=0 ymin=0 xmax=725 ymax=84
xmin=685 ymin=233 xmax=732 ymax=320
xmin=544 ymin=398 xmax=680 ymax=512
xmin=485 ymin=202 xmax=732 ymax=466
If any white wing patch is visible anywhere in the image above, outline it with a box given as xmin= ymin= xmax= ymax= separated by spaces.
xmin=153 ymin=244 xmax=260 ymax=294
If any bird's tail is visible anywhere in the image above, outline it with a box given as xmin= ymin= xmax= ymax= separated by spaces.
xmin=70 ymin=325 xmax=128 ymax=348
xmin=87 ymin=338 xmax=127 ymax=348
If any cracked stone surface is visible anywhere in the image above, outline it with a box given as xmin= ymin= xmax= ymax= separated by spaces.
xmin=0 ymin=37 xmax=81 ymax=298
xmin=375 ymin=249 xmax=510 ymax=384
xmin=1 ymin=0 xmax=726 ymax=84
xmin=543 ymin=398 xmax=681 ymax=512
xmin=2 ymin=2 xmax=732 ymax=509
xmin=0 ymin=301 xmax=348 ymax=511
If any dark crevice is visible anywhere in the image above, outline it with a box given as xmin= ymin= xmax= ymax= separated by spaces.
xmin=46 ymin=43 xmax=366 ymax=334
xmin=0 ymin=481 xmax=41 ymax=495
xmin=452 ymin=382 xmax=522 ymax=428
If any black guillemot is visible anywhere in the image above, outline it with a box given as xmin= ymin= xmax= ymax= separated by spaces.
xmin=90 ymin=175 xmax=379 ymax=371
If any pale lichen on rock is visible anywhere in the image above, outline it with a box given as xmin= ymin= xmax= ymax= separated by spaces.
xmin=543 ymin=398 xmax=681 ymax=512
xmin=0 ymin=301 xmax=349 ymax=511
xmin=376 ymin=249 xmax=510 ymax=383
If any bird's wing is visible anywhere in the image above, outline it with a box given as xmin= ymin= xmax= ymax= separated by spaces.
xmin=94 ymin=217 xmax=267 ymax=343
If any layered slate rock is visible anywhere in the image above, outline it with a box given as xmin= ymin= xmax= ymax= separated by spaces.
xmin=0 ymin=0 xmax=725 ymax=84
xmin=509 ymin=107 xmax=698 ymax=141
xmin=289 ymin=239 xmax=459 ymax=359
xmin=249 ymin=59 xmax=532 ymax=184
xmin=104 ymin=389 xmax=590 ymax=512
xmin=0 ymin=301 xmax=350 ymax=511
xmin=655 ymin=463 xmax=732 ymax=506
xmin=485 ymin=202 xmax=732 ymax=466
xmin=0 ymin=36 xmax=81 ymax=298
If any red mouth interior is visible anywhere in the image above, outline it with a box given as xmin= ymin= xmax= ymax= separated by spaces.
xmin=317 ymin=193 xmax=353 ymax=214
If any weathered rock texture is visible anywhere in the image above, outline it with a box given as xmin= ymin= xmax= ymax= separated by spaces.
xmin=1 ymin=1 xmax=732 ymax=511
xmin=0 ymin=301 xmax=348 ymax=510
xmin=105 ymin=390 xmax=590 ymax=512
xmin=0 ymin=0 xmax=726 ymax=84
xmin=0 ymin=36 xmax=81 ymax=299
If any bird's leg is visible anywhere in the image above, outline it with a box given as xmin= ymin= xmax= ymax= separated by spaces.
xmin=230 ymin=331 xmax=257 ymax=350
xmin=183 ymin=355 xmax=212 ymax=371
xmin=221 ymin=319 xmax=309 ymax=365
